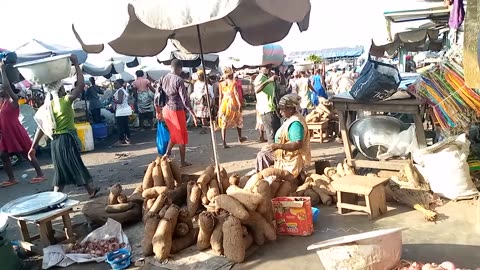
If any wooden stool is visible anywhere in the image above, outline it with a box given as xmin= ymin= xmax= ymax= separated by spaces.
xmin=307 ymin=120 xmax=329 ymax=143
xmin=11 ymin=200 xmax=78 ymax=251
xmin=331 ymin=175 xmax=389 ymax=220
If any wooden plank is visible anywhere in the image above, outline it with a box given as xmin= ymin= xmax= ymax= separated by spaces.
xmin=17 ymin=220 xmax=31 ymax=242
xmin=331 ymin=175 xmax=389 ymax=195
xmin=350 ymin=159 xmax=408 ymax=171
xmin=38 ymin=222 xmax=51 ymax=246
xmin=337 ymin=111 xmax=354 ymax=166
xmin=62 ymin=213 xmax=74 ymax=240
xmin=337 ymin=203 xmax=367 ymax=212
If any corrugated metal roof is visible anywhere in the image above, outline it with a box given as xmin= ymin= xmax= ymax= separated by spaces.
xmin=288 ymin=46 xmax=364 ymax=60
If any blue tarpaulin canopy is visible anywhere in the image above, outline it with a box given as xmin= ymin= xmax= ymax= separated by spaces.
xmin=14 ymin=39 xmax=88 ymax=64
xmin=288 ymin=46 xmax=364 ymax=61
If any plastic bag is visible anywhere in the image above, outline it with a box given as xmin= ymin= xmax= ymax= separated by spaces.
xmin=413 ymin=134 xmax=479 ymax=200
xmin=377 ymin=125 xmax=418 ymax=160
xmin=156 ymin=122 xmax=170 ymax=155
xmin=349 ymin=55 xmax=401 ymax=102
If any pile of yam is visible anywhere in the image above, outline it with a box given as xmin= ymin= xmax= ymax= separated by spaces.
xmin=105 ymin=183 xmax=136 ymax=213
xmin=294 ymin=160 xmax=355 ymax=206
xmin=141 ymin=156 xmax=198 ymax=260
xmin=306 ymin=98 xmax=336 ymax=123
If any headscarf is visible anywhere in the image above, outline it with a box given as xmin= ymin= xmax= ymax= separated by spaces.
xmin=223 ymin=67 xmax=234 ymax=76
xmin=278 ymin=93 xmax=301 ymax=109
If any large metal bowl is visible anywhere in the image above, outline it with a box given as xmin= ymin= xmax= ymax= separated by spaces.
xmin=349 ymin=116 xmax=408 ymax=160
xmin=15 ymin=55 xmax=72 ymax=84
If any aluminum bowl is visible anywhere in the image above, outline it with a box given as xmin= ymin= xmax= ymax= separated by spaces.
xmin=349 ymin=116 xmax=408 ymax=160
xmin=15 ymin=55 xmax=72 ymax=84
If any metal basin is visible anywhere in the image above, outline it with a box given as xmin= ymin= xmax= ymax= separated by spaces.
xmin=15 ymin=55 xmax=72 ymax=84
xmin=349 ymin=116 xmax=408 ymax=160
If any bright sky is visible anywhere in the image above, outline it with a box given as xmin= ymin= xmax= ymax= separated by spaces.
xmin=1 ymin=0 xmax=440 ymax=62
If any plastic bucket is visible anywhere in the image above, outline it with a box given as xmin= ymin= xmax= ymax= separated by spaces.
xmin=106 ymin=248 xmax=131 ymax=269
xmin=92 ymin=123 xmax=108 ymax=139
xmin=312 ymin=207 xmax=320 ymax=223
xmin=75 ymin=122 xmax=94 ymax=152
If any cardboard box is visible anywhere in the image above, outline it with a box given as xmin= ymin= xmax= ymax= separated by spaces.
xmin=272 ymin=197 xmax=313 ymax=236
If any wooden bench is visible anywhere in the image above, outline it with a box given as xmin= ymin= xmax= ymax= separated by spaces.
xmin=331 ymin=175 xmax=389 ymax=220
xmin=11 ymin=200 xmax=78 ymax=252
xmin=307 ymin=120 xmax=329 ymax=143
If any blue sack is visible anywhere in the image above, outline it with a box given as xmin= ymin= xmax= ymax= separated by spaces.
xmin=156 ymin=122 xmax=170 ymax=155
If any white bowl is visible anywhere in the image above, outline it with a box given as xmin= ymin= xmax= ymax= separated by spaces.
xmin=307 ymin=228 xmax=405 ymax=270
xmin=15 ymin=55 xmax=72 ymax=84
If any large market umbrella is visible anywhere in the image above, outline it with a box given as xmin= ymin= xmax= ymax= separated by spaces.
xmin=82 ymin=61 xmax=126 ymax=78
xmin=73 ymin=0 xmax=311 ymax=189
xmin=14 ymin=39 xmax=88 ymax=64
xmin=158 ymin=50 xmax=220 ymax=69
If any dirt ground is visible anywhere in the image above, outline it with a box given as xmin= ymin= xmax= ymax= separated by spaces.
xmin=1 ymin=107 xmax=480 ymax=269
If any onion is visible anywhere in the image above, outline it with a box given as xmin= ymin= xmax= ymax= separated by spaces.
xmin=409 ymin=262 xmax=423 ymax=270
xmin=440 ymin=262 xmax=456 ymax=270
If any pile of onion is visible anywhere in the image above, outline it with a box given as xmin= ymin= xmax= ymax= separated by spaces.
xmin=397 ymin=261 xmax=469 ymax=270
xmin=66 ymin=237 xmax=126 ymax=256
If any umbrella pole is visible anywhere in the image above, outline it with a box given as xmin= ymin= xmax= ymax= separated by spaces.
xmin=196 ymin=25 xmax=223 ymax=193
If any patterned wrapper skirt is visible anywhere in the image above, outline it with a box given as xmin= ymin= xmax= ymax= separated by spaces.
xmin=51 ymin=132 xmax=92 ymax=186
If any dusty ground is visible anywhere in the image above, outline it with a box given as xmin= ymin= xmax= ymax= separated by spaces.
xmin=1 ymin=107 xmax=480 ymax=269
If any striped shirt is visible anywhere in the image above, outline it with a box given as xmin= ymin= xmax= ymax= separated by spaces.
xmin=161 ymin=73 xmax=192 ymax=111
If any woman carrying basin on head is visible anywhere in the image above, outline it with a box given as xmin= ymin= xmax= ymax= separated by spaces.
xmin=29 ymin=55 xmax=99 ymax=198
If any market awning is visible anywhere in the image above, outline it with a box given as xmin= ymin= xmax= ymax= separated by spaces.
xmin=14 ymin=39 xmax=88 ymax=64
xmin=288 ymin=46 xmax=364 ymax=61
xmin=370 ymin=3 xmax=450 ymax=56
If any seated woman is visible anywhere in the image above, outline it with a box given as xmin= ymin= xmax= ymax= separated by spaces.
xmin=255 ymin=94 xmax=311 ymax=178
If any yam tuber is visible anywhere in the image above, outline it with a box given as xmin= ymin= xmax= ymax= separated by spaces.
xmin=324 ymin=167 xmax=337 ymax=179
xmin=215 ymin=194 xmax=249 ymax=221
xmin=311 ymin=186 xmax=332 ymax=205
xmin=108 ymin=184 xmax=123 ymax=205
xmin=174 ymin=222 xmax=190 ymax=237
xmin=336 ymin=163 xmax=346 ymax=177
xmin=152 ymin=205 xmax=180 ymax=261
xmin=223 ymin=216 xmax=245 ymax=263
xmin=146 ymin=199 xmax=156 ymax=210
xmin=197 ymin=165 xmax=215 ymax=194
xmin=210 ymin=213 xmax=227 ymax=255
xmin=207 ymin=178 xmax=220 ymax=202
xmin=319 ymin=184 xmax=336 ymax=196
xmin=142 ymin=186 xmax=169 ymax=199
xmin=276 ymin=181 xmax=293 ymax=197
xmin=245 ymin=211 xmax=277 ymax=241
xmin=117 ymin=193 xmax=128 ymax=204
xmin=129 ymin=185 xmax=144 ymax=203
xmin=226 ymin=184 xmax=263 ymax=211
xmin=142 ymin=162 xmax=155 ymax=190
xmin=330 ymin=173 xmax=342 ymax=182
xmin=166 ymin=182 xmax=187 ymax=206
xmin=270 ymin=179 xmax=282 ymax=198
xmin=343 ymin=161 xmax=355 ymax=175
xmin=158 ymin=204 xmax=169 ymax=219
xmin=296 ymin=180 xmax=312 ymax=193
xmin=253 ymin=180 xmax=274 ymax=224
xmin=197 ymin=211 xmax=215 ymax=250
xmin=310 ymin=173 xmax=331 ymax=185
xmin=304 ymin=189 xmax=321 ymax=206
xmin=238 ymin=175 xmax=250 ymax=189
xmin=228 ymin=174 xmax=240 ymax=186
xmin=171 ymin=227 xmax=199 ymax=254
xmin=152 ymin=165 xmax=165 ymax=187
xmin=169 ymin=159 xmax=182 ymax=185
xmin=244 ymin=233 xmax=254 ymax=250
xmin=149 ymin=193 xmax=167 ymax=214
xmin=160 ymin=156 xmax=175 ymax=189
xmin=214 ymin=166 xmax=229 ymax=193
xmin=201 ymin=192 xmax=210 ymax=205
xmin=105 ymin=202 xmax=133 ymax=213
xmin=260 ymin=168 xmax=296 ymax=182
xmin=243 ymin=173 xmax=263 ymax=192
xmin=187 ymin=183 xmax=201 ymax=217
xmin=142 ymin=213 xmax=161 ymax=256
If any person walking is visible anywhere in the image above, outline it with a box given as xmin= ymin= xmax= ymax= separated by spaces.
xmin=28 ymin=55 xmax=99 ymax=197
xmin=254 ymin=67 xmax=281 ymax=143
xmin=191 ymin=69 xmax=214 ymax=132
xmin=296 ymin=71 xmax=315 ymax=116
xmin=85 ymin=77 xmax=103 ymax=123
xmin=0 ymin=62 xmax=46 ymax=187
xmin=218 ymin=67 xmax=247 ymax=148
xmin=113 ymin=79 xmax=132 ymax=145
xmin=132 ymin=70 xmax=155 ymax=129
xmin=161 ymin=60 xmax=197 ymax=167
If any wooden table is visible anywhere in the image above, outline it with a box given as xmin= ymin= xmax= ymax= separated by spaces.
xmin=10 ymin=199 xmax=79 ymax=249
xmin=332 ymin=96 xmax=427 ymax=171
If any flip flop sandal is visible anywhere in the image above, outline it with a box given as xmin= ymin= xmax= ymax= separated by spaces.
xmin=30 ymin=176 xmax=47 ymax=184
xmin=89 ymin=187 xmax=101 ymax=199
xmin=1 ymin=180 xmax=18 ymax=188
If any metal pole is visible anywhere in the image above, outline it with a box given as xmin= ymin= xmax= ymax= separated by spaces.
xmin=196 ymin=25 xmax=223 ymax=193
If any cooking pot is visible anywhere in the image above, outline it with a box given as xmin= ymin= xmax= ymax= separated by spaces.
xmin=349 ymin=116 xmax=408 ymax=160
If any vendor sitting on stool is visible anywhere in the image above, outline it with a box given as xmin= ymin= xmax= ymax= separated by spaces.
xmin=255 ymin=94 xmax=311 ymax=178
